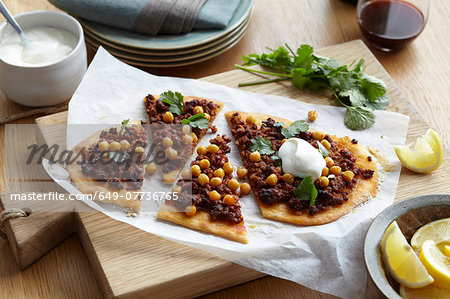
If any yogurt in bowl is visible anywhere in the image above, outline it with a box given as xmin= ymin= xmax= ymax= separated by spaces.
xmin=0 ymin=26 xmax=78 ymax=67
xmin=0 ymin=11 xmax=87 ymax=107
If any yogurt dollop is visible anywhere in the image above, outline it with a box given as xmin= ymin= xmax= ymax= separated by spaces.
xmin=278 ymin=138 xmax=325 ymax=180
xmin=0 ymin=26 xmax=77 ymax=67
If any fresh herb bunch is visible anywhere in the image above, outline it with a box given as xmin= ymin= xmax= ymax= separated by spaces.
xmin=235 ymin=44 xmax=389 ymax=130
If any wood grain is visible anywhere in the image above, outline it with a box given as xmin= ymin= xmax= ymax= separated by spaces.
xmin=0 ymin=0 xmax=449 ymax=298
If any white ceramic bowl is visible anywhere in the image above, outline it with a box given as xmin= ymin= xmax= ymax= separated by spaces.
xmin=0 ymin=10 xmax=87 ymax=107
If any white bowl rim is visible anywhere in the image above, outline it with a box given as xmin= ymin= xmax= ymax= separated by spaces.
xmin=364 ymin=194 xmax=450 ymax=299
xmin=0 ymin=10 xmax=84 ymax=69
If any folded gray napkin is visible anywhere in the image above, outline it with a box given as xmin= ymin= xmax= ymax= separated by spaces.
xmin=48 ymin=0 xmax=242 ymax=36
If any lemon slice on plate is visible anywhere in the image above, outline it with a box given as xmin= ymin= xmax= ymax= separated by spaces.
xmin=420 ymin=240 xmax=450 ymax=290
xmin=394 ymin=129 xmax=443 ymax=173
xmin=381 ymin=221 xmax=434 ymax=288
xmin=411 ymin=218 xmax=450 ymax=255
xmin=400 ymin=284 xmax=450 ymax=299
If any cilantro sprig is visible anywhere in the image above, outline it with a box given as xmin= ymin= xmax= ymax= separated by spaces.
xmin=235 ymin=44 xmax=389 ymax=130
xmin=275 ymin=120 xmax=309 ymax=138
xmin=119 ymin=119 xmax=129 ymax=135
xmin=181 ymin=113 xmax=210 ymax=129
xmin=160 ymin=91 xmax=184 ymax=115
xmin=316 ymin=141 xmax=329 ymax=157
xmin=250 ymin=137 xmax=275 ymax=155
xmin=294 ymin=175 xmax=318 ymax=207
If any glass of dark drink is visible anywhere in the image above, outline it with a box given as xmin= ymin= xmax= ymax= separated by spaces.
xmin=357 ymin=0 xmax=430 ymax=52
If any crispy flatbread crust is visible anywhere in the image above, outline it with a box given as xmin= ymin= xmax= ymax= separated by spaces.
xmin=157 ymin=204 xmax=248 ymax=244
xmin=66 ymin=126 xmax=142 ymax=213
xmin=146 ymin=95 xmax=224 ymax=183
xmin=225 ymin=111 xmax=378 ymax=225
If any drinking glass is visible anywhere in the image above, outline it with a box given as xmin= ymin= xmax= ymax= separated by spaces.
xmin=357 ymin=0 xmax=430 ymax=52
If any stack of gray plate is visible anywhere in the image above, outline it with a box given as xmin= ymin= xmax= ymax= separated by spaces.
xmin=81 ymin=0 xmax=253 ymax=67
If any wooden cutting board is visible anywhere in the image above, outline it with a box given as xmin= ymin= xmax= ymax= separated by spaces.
xmin=1 ymin=40 xmax=448 ymax=298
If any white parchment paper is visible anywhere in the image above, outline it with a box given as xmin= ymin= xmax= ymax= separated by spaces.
xmin=44 ymin=48 xmax=410 ymax=298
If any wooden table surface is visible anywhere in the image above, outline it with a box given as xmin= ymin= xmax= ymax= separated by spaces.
xmin=0 ymin=0 xmax=448 ymax=298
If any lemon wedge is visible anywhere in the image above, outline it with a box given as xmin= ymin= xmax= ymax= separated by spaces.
xmin=381 ymin=221 xmax=434 ymax=288
xmin=394 ymin=129 xmax=443 ymax=173
xmin=420 ymin=240 xmax=450 ymax=290
xmin=445 ymin=245 xmax=450 ymax=257
xmin=411 ymin=218 xmax=450 ymax=255
xmin=400 ymin=284 xmax=450 ymax=299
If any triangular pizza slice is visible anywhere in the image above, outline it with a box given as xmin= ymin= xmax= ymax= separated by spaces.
xmin=157 ymin=134 xmax=248 ymax=243
xmin=144 ymin=91 xmax=223 ymax=183
xmin=66 ymin=121 xmax=146 ymax=214
xmin=225 ymin=111 xmax=378 ymax=225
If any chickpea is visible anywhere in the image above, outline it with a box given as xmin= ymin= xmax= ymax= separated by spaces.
xmin=199 ymin=159 xmax=210 ymax=169
xmin=209 ymin=190 xmax=221 ymax=201
xmin=163 ymin=111 xmax=174 ymax=123
xmin=223 ymin=162 xmax=233 ymax=174
xmin=246 ymin=115 xmax=256 ymax=125
xmin=312 ymin=131 xmax=325 ymax=141
xmin=317 ymin=176 xmax=329 ymax=188
xmin=213 ymin=168 xmax=225 ymax=178
xmin=182 ymin=134 xmax=193 ymax=145
xmin=325 ymin=157 xmax=334 ymax=168
xmin=250 ymin=151 xmax=261 ymax=162
xmin=182 ymin=125 xmax=191 ymax=135
xmin=266 ymin=174 xmax=278 ymax=186
xmin=237 ymin=166 xmax=248 ymax=179
xmin=165 ymin=147 xmax=178 ymax=160
xmin=181 ymin=169 xmax=191 ymax=180
xmin=109 ymin=141 xmax=120 ymax=152
xmin=135 ymin=146 xmax=145 ymax=154
xmin=308 ymin=110 xmax=318 ymax=122
xmin=204 ymin=113 xmax=211 ymax=120
xmin=98 ymin=141 xmax=109 ymax=151
xmin=227 ymin=179 xmax=240 ymax=191
xmin=172 ymin=185 xmax=182 ymax=194
xmin=282 ymin=173 xmax=294 ymax=184
xmin=320 ymin=139 xmax=331 ymax=150
xmin=342 ymin=171 xmax=355 ymax=182
xmin=145 ymin=163 xmax=157 ymax=175
xmin=198 ymin=173 xmax=209 ymax=186
xmin=223 ymin=195 xmax=235 ymax=206
xmin=120 ymin=140 xmax=130 ymax=151
xmin=240 ymin=182 xmax=251 ymax=195
xmin=185 ymin=205 xmax=196 ymax=217
xmin=197 ymin=145 xmax=207 ymax=155
xmin=207 ymin=144 xmax=220 ymax=153
xmin=210 ymin=177 xmax=223 ymax=186
xmin=322 ymin=167 xmax=329 ymax=176
xmin=330 ymin=166 xmax=342 ymax=175
xmin=281 ymin=139 xmax=287 ymax=145
xmin=191 ymin=132 xmax=198 ymax=144
xmin=102 ymin=152 xmax=110 ymax=161
xmin=191 ymin=165 xmax=201 ymax=177
xmin=193 ymin=106 xmax=204 ymax=114
xmin=162 ymin=137 xmax=173 ymax=148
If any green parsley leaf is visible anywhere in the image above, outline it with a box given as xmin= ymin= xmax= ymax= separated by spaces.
xmin=181 ymin=113 xmax=209 ymax=129
xmin=294 ymin=175 xmax=318 ymax=207
xmin=273 ymin=121 xmax=286 ymax=127
xmin=317 ymin=141 xmax=329 ymax=157
xmin=160 ymin=91 xmax=184 ymax=115
xmin=109 ymin=151 xmax=128 ymax=163
xmin=271 ymin=154 xmax=282 ymax=167
xmin=250 ymin=137 xmax=275 ymax=155
xmin=236 ymin=45 xmax=389 ymax=130
xmin=119 ymin=119 xmax=129 ymax=135
xmin=281 ymin=120 xmax=309 ymax=138
xmin=344 ymin=106 xmax=375 ymax=130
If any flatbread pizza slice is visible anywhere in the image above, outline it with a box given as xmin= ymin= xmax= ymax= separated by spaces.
xmin=66 ymin=121 xmax=146 ymax=213
xmin=144 ymin=91 xmax=223 ymax=183
xmin=157 ymin=134 xmax=248 ymax=244
xmin=225 ymin=111 xmax=378 ymax=225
